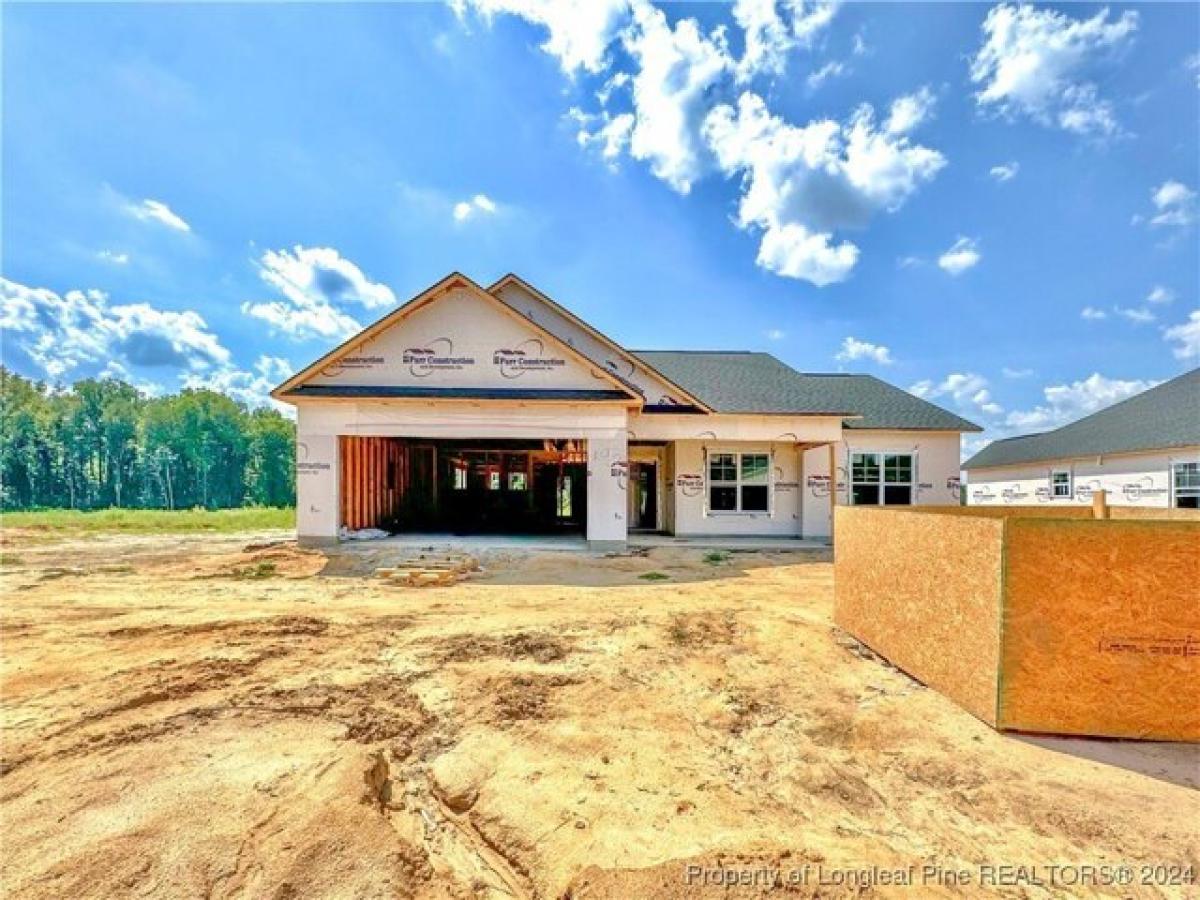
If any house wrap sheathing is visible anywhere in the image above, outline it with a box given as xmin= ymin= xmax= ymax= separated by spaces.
xmin=273 ymin=273 xmax=980 ymax=547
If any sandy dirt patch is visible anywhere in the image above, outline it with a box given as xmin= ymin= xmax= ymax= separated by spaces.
xmin=1 ymin=531 xmax=1196 ymax=898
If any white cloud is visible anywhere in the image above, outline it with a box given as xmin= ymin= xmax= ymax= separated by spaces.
xmin=909 ymin=371 xmax=1000 ymax=417
xmin=754 ymin=222 xmax=858 ymax=285
xmin=97 ymin=250 xmax=130 ymax=265
xmin=937 ymin=236 xmax=981 ymax=275
xmin=1004 ymin=373 xmax=1157 ymax=431
xmin=451 ymin=0 xmax=629 ymax=75
xmin=733 ymin=0 xmax=839 ymax=82
xmin=0 ymin=277 xmax=229 ymax=380
xmin=1146 ymin=180 xmax=1196 ymax=228
xmin=702 ymin=89 xmax=944 ymax=284
xmin=1185 ymin=52 xmax=1200 ymax=89
xmin=453 ymin=193 xmax=499 ymax=222
xmin=452 ymin=1 xmax=941 ymax=286
xmin=1164 ymin=310 xmax=1200 ymax=360
xmin=125 ymin=198 xmax=191 ymax=232
xmin=1115 ymin=305 xmax=1155 ymax=324
xmin=834 ymin=336 xmax=893 ymax=365
xmin=1001 ymin=366 xmax=1033 ymax=379
xmin=969 ymin=4 xmax=1137 ymax=136
xmin=896 ymin=255 xmax=923 ymax=269
xmin=989 ymin=161 xmax=1019 ymax=182
xmin=183 ymin=355 xmax=296 ymax=411
xmin=621 ymin=1 xmax=732 ymax=194
xmin=568 ymin=107 xmax=634 ymax=167
xmin=764 ymin=328 xmax=786 ymax=341
xmin=805 ymin=60 xmax=845 ymax=91
xmin=241 ymin=246 xmax=394 ymax=342
xmin=883 ymin=85 xmax=935 ymax=135
xmin=1080 ymin=305 xmax=1108 ymax=321
xmin=1146 ymin=285 xmax=1175 ymax=305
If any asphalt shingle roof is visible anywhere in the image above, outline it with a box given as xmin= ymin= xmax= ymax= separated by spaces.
xmin=631 ymin=351 xmax=982 ymax=431
xmin=962 ymin=367 xmax=1200 ymax=469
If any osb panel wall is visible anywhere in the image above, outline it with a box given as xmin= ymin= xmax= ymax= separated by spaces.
xmin=833 ymin=507 xmax=1005 ymax=724
xmin=903 ymin=506 xmax=1094 ymax=519
xmin=1110 ymin=507 xmax=1200 ymax=521
xmin=999 ymin=519 xmax=1200 ymax=740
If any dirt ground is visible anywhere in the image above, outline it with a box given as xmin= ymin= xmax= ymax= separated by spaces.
xmin=1 ymin=530 xmax=1196 ymax=899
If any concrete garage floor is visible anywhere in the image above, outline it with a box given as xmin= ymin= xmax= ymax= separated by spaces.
xmin=347 ymin=533 xmax=831 ymax=553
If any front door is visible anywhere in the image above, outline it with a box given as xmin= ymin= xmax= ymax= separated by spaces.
xmin=629 ymin=462 xmax=658 ymax=531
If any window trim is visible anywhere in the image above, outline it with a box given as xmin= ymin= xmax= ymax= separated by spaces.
xmin=1050 ymin=468 xmax=1072 ymax=499
xmin=849 ymin=450 xmax=916 ymax=506
xmin=706 ymin=449 xmax=773 ymax=515
xmin=1172 ymin=460 xmax=1200 ymax=508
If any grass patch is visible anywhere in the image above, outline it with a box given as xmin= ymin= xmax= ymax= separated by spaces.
xmin=638 ymin=571 xmax=670 ymax=581
xmin=233 ymin=561 xmax=278 ymax=579
xmin=702 ymin=551 xmax=731 ymax=565
xmin=1 ymin=507 xmax=294 ymax=535
xmin=0 ymin=552 xmax=24 ymax=567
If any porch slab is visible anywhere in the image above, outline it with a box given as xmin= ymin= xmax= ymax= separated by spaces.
xmin=628 ymin=534 xmax=831 ymax=551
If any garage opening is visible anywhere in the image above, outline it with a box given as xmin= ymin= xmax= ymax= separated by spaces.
xmin=338 ymin=437 xmax=587 ymax=535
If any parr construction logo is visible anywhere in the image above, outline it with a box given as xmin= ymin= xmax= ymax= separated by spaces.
xmin=295 ymin=442 xmax=331 ymax=476
xmin=402 ymin=338 xmax=475 ymax=378
xmin=321 ymin=344 xmax=385 ymax=378
xmin=493 ymin=339 xmax=566 ymax=378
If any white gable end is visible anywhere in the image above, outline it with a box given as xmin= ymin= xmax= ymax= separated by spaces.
xmin=310 ymin=285 xmax=614 ymax=390
xmin=492 ymin=280 xmax=694 ymax=406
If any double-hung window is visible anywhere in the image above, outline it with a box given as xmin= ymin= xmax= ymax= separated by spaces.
xmin=850 ymin=452 xmax=914 ymax=505
xmin=1173 ymin=462 xmax=1200 ymax=508
xmin=708 ymin=452 xmax=770 ymax=513
xmin=1051 ymin=469 xmax=1072 ymax=499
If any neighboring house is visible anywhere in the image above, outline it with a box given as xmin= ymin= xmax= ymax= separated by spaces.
xmin=273 ymin=272 xmax=980 ymax=546
xmin=962 ymin=368 xmax=1200 ymax=509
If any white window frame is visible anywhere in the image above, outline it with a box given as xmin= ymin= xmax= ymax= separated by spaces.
xmin=849 ymin=451 xmax=915 ymax=506
xmin=706 ymin=450 xmax=772 ymax=515
xmin=1050 ymin=469 xmax=1072 ymax=499
xmin=1172 ymin=461 xmax=1200 ymax=508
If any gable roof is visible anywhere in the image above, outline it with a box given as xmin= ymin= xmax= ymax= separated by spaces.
xmin=962 ymin=367 xmax=1200 ymax=469
xmin=632 ymin=351 xmax=982 ymax=430
xmin=487 ymin=273 xmax=713 ymax=412
xmin=271 ymin=272 xmax=639 ymax=402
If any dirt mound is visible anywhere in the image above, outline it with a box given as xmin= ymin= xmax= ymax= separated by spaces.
xmin=491 ymin=672 xmax=583 ymax=723
xmin=431 ymin=629 xmax=575 ymax=664
xmin=235 ymin=674 xmax=435 ymax=751
xmin=3 ymin=534 xmax=1196 ymax=899
xmin=565 ymin=850 xmax=860 ymax=899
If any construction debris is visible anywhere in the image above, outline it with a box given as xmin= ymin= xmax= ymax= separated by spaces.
xmin=340 ymin=527 xmax=391 ymax=541
xmin=374 ymin=552 xmax=481 ymax=587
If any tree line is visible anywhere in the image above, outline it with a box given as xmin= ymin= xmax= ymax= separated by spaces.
xmin=0 ymin=367 xmax=295 ymax=511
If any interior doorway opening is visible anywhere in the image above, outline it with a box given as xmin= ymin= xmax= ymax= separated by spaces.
xmin=339 ymin=437 xmax=586 ymax=535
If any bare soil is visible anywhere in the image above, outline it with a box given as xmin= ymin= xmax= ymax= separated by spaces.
xmin=1 ymin=531 xmax=1196 ymax=899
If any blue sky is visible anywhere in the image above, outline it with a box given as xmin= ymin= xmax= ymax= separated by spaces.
xmin=2 ymin=1 xmax=1197 ymax=455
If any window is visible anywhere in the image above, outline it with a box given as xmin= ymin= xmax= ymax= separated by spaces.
xmin=452 ymin=462 xmax=467 ymax=491
xmin=708 ymin=451 xmax=770 ymax=513
xmin=850 ymin=452 xmax=913 ymax=505
xmin=1051 ymin=469 xmax=1072 ymax=499
xmin=1173 ymin=462 xmax=1200 ymax=508
xmin=508 ymin=472 xmax=528 ymax=491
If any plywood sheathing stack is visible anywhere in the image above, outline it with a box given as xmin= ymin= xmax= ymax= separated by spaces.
xmin=833 ymin=506 xmax=1005 ymax=725
xmin=999 ymin=518 xmax=1200 ymax=739
xmin=833 ymin=506 xmax=1200 ymax=740
xmin=339 ymin=437 xmax=409 ymax=531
